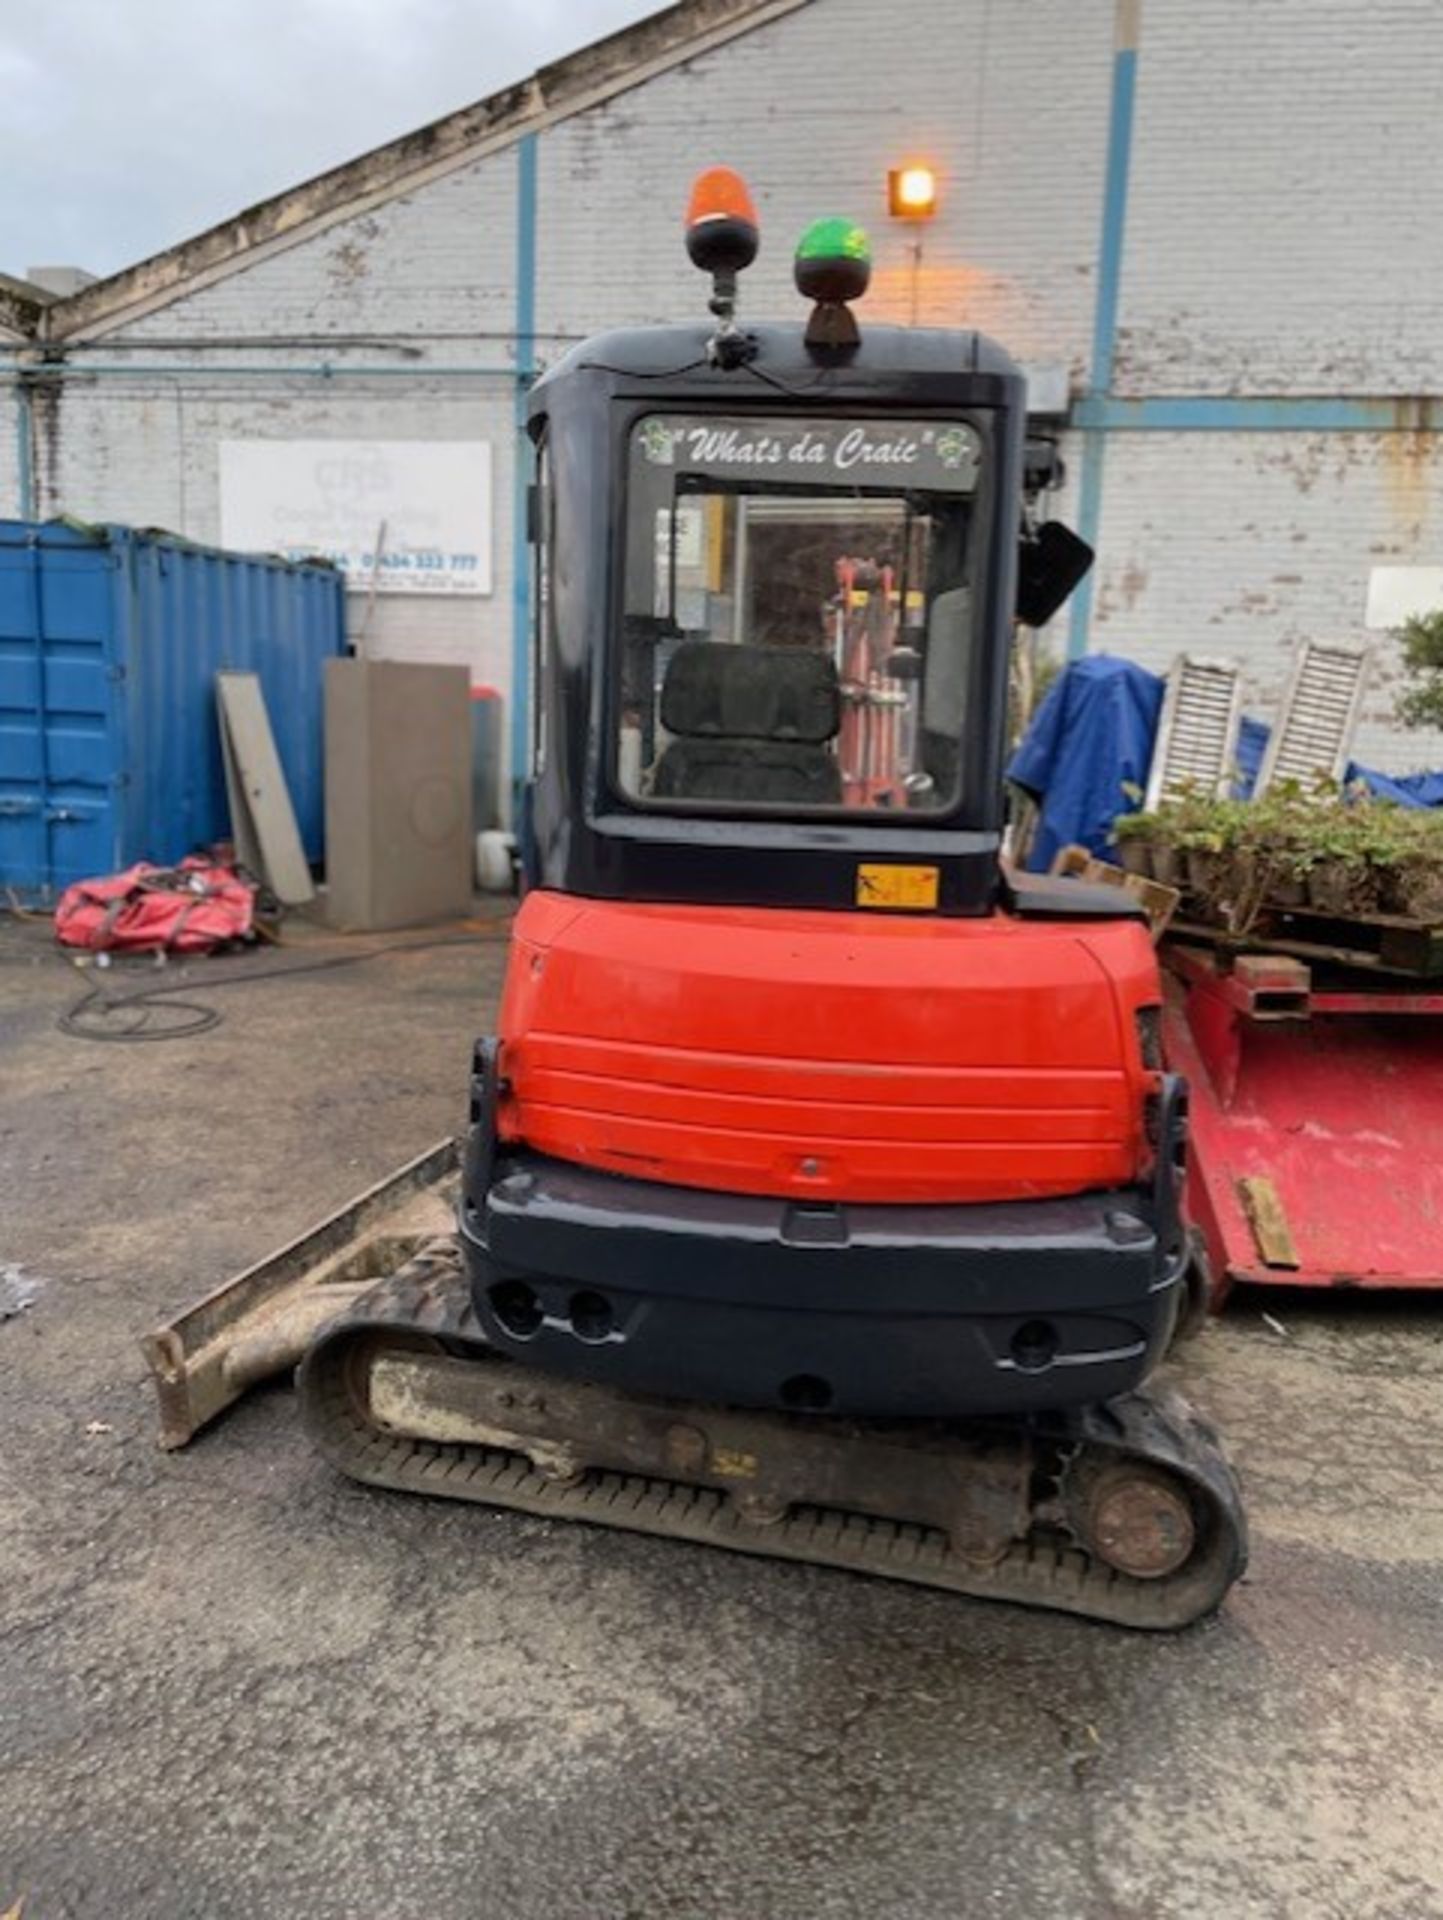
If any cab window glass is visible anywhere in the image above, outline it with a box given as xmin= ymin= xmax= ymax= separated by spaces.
xmin=620 ymin=414 xmax=981 ymax=813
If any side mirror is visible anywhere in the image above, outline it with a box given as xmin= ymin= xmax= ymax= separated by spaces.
xmin=1016 ymin=520 xmax=1094 ymax=628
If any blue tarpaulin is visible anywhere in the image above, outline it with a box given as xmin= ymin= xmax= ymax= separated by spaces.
xmin=1346 ymin=764 xmax=1443 ymax=808
xmin=1007 ymin=657 xmax=1163 ymax=872
xmin=1008 ymin=654 xmax=1443 ymax=872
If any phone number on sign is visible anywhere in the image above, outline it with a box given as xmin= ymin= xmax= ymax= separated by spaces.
xmin=282 ymin=548 xmax=487 ymax=592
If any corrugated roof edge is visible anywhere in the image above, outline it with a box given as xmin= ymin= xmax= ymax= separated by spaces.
xmin=22 ymin=0 xmax=810 ymax=349
xmin=0 ymin=515 xmax=342 ymax=574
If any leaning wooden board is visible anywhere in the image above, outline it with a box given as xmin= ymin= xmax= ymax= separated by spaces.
xmin=216 ymin=670 xmax=315 ymax=905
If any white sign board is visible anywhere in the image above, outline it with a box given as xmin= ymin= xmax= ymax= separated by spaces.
xmin=1365 ymin=565 xmax=1443 ymax=631
xmin=219 ymin=439 xmax=491 ymax=595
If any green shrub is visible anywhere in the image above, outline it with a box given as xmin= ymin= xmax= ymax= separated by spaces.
xmin=1394 ymin=610 xmax=1443 ymax=732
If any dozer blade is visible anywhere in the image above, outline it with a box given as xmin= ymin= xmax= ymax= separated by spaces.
xmin=140 ymin=1138 xmax=459 ymax=1448
xmin=298 ymin=1239 xmax=1248 ymax=1630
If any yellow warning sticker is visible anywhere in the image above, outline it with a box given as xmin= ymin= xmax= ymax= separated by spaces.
xmin=855 ymin=864 xmax=940 ymax=910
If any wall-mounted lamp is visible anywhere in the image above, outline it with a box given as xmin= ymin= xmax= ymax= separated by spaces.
xmin=888 ymin=165 xmax=938 ymax=220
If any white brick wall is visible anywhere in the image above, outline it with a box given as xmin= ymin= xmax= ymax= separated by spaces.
xmin=1089 ymin=427 xmax=1443 ymax=772
xmin=45 ymin=382 xmax=193 ymax=529
xmin=0 ymin=389 xmax=21 ymax=518
xmin=537 ymin=0 xmax=1114 ymax=373
xmin=102 ymin=148 xmax=519 ymax=348
xmin=1118 ymin=0 xmax=1443 ymax=395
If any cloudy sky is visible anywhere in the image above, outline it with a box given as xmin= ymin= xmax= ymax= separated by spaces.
xmin=1 ymin=0 xmax=663 ymax=282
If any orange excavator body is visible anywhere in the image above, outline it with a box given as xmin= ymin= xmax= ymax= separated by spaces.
xmin=497 ymin=890 xmax=1163 ymax=1207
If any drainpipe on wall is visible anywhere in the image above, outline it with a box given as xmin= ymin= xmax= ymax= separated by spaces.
xmin=14 ymin=374 xmax=36 ymax=519
xmin=1068 ymin=0 xmax=1141 ymax=659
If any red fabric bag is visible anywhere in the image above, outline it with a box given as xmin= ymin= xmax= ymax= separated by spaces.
xmin=54 ymin=859 xmax=256 ymax=954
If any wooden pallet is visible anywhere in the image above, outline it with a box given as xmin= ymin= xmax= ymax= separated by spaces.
xmin=1169 ymin=907 xmax=1443 ymax=979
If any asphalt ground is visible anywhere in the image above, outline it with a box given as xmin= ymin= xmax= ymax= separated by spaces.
xmin=3 ymin=909 xmax=1442 ymax=1920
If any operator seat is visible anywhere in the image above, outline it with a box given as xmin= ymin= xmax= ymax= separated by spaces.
xmin=652 ymin=641 xmax=843 ymax=805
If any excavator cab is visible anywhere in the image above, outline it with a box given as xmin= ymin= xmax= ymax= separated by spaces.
xmin=460 ymin=176 xmax=1192 ymax=1421
xmin=298 ymin=174 xmax=1245 ymax=1626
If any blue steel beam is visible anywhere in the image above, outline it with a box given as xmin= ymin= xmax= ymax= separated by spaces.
xmin=1069 ymin=0 xmax=1141 ymax=660
xmin=1073 ymin=395 xmax=1443 ymax=432
xmin=1086 ymin=2 xmax=1140 ymax=398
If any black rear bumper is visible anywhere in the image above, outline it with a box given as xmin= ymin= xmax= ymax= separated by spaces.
xmin=459 ymin=1066 xmax=1188 ymax=1419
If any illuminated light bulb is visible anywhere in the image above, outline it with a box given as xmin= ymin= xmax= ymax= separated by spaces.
xmin=888 ymin=165 xmax=938 ymax=219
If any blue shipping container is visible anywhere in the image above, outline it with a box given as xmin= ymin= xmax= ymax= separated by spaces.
xmin=0 ymin=520 xmax=345 ymax=898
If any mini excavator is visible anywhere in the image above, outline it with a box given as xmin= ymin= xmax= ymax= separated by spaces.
xmin=297 ymin=172 xmax=1247 ymax=1627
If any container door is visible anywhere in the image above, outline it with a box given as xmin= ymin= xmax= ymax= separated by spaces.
xmin=0 ymin=530 xmax=120 ymax=898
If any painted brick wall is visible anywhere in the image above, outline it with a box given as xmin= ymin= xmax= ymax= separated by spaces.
xmin=0 ymin=389 xmax=20 ymax=518
xmin=1089 ymin=428 xmax=1443 ymax=772
xmin=105 ymin=149 xmax=520 ymax=347
xmin=1118 ymin=0 xmax=1443 ymax=396
xmin=536 ymin=0 xmax=1114 ymax=374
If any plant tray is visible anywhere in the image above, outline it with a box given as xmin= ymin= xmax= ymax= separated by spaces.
xmin=1050 ymin=845 xmax=1181 ymax=939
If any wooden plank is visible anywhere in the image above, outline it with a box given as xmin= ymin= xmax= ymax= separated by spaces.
xmin=1166 ymin=943 xmax=1312 ymax=1021
xmin=216 ymin=670 xmax=315 ymax=905
xmin=1234 ymin=954 xmax=1311 ymax=993
xmin=216 ymin=696 xmax=266 ymax=882
xmin=1237 ymin=1175 xmax=1301 ymax=1270
xmin=1379 ymin=920 xmax=1443 ymax=976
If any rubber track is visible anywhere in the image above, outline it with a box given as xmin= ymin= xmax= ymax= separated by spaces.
xmin=298 ymin=1241 xmax=1248 ymax=1630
